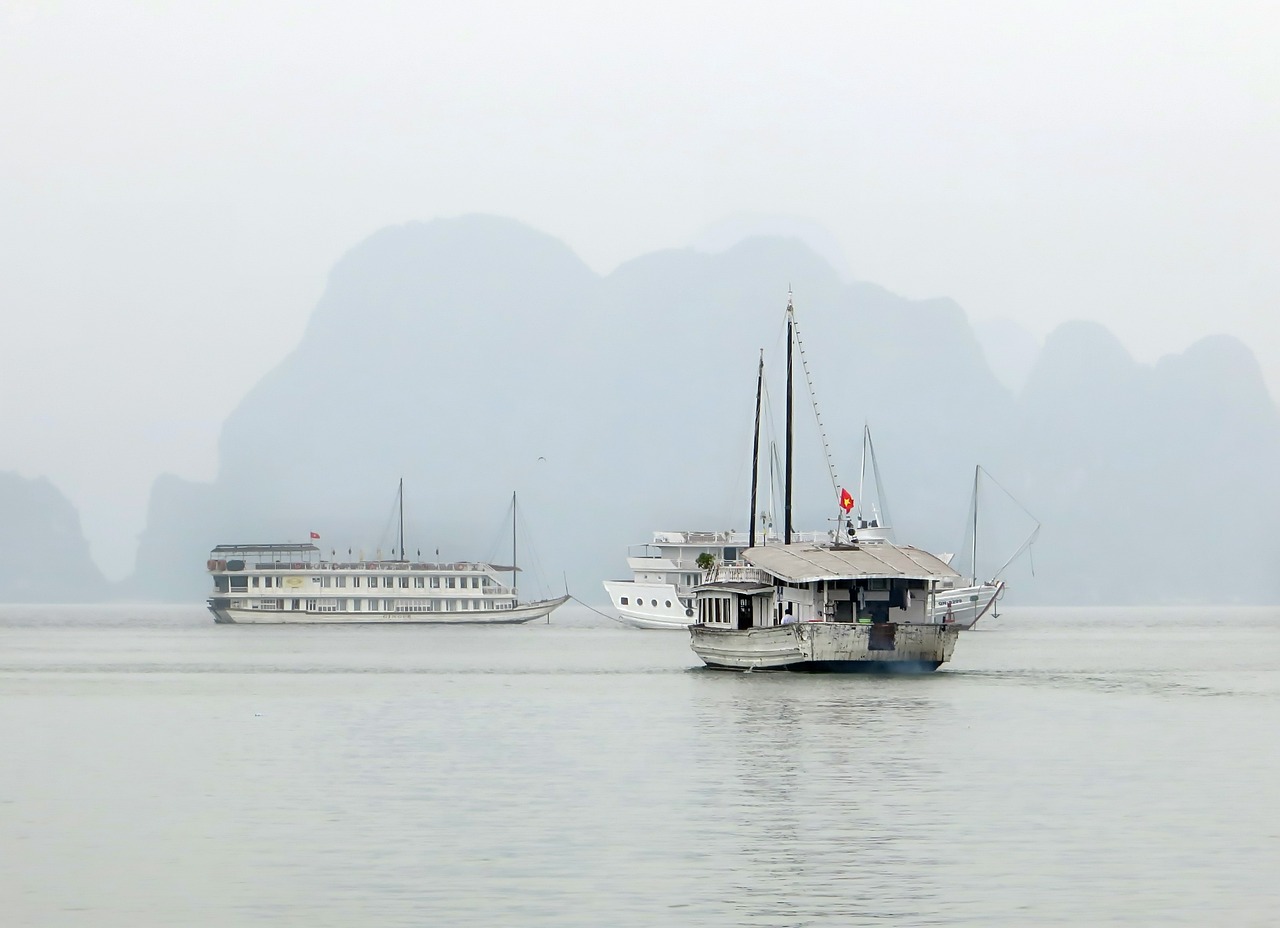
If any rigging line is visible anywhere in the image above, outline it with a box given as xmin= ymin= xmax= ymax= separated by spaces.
xmin=977 ymin=465 xmax=1042 ymax=528
xmin=993 ymin=525 xmax=1042 ymax=578
xmin=483 ymin=495 xmax=517 ymax=565
xmin=760 ymin=375 xmax=783 ymax=533
xmin=720 ymin=359 xmax=760 ymax=527
xmin=569 ymin=593 xmax=624 ymax=625
xmin=376 ymin=487 xmax=402 ymax=558
xmin=865 ymin=428 xmax=893 ymax=539
xmin=512 ymin=495 xmax=554 ymax=598
xmin=788 ymin=304 xmax=841 ymax=496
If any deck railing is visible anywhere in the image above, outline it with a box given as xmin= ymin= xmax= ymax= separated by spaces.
xmin=707 ymin=563 xmax=770 ymax=584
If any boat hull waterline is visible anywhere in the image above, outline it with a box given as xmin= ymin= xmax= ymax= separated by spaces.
xmin=209 ymin=594 xmax=569 ymax=625
xmin=689 ymin=622 xmax=959 ymax=673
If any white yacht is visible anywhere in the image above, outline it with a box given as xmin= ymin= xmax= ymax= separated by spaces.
xmin=205 ymin=485 xmax=568 ymax=625
xmin=603 ymin=529 xmax=827 ymax=629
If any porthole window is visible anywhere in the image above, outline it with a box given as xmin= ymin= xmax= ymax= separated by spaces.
xmin=685 ymin=608 xmax=694 ymax=618
xmin=665 ymin=600 xmax=672 ymax=608
xmin=651 ymin=599 xmax=658 ymax=607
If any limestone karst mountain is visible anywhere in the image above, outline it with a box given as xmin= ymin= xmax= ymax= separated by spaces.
xmin=0 ymin=473 xmax=110 ymax=602
xmin=111 ymin=214 xmax=1279 ymax=605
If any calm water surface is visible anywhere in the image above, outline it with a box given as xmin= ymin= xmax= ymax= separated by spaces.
xmin=1 ymin=604 xmax=1277 ymax=927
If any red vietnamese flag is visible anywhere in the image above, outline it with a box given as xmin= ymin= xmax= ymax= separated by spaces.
xmin=310 ymin=531 xmax=320 ymax=539
xmin=838 ymin=488 xmax=855 ymax=512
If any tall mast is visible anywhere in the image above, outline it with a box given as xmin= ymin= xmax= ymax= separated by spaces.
xmin=858 ymin=423 xmax=868 ymax=522
xmin=512 ymin=490 xmax=518 ymax=604
xmin=972 ymin=465 xmax=979 ymax=586
xmin=749 ymin=349 xmax=764 ymax=549
xmin=785 ymin=292 xmax=795 ymax=544
xmin=398 ymin=477 xmax=405 ymax=561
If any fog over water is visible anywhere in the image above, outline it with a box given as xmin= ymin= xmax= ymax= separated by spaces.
xmin=0 ymin=2 xmax=1276 ymax=582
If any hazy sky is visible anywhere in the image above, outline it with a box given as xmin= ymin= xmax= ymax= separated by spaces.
xmin=2 ymin=0 xmax=1276 ymax=578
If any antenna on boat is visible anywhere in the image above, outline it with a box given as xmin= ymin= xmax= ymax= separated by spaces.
xmin=785 ymin=291 xmax=794 ymax=545
xmin=749 ymin=349 xmax=764 ymax=549
xmin=398 ymin=477 xmax=405 ymax=562
xmin=512 ymin=490 xmax=518 ymax=605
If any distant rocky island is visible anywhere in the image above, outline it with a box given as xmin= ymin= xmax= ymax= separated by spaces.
xmin=0 ymin=473 xmax=109 ymax=602
xmin=5 ymin=215 xmax=1278 ymax=604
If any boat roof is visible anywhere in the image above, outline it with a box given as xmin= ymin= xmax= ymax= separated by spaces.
xmin=691 ymin=580 xmax=774 ymax=595
xmin=649 ymin=530 xmax=827 ymax=546
xmin=211 ymin=544 xmax=320 ymax=554
xmin=744 ymin=542 xmax=960 ymax=583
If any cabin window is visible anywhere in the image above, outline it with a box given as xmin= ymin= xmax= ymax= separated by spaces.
xmin=353 ymin=599 xmax=361 ymax=611
xmin=382 ymin=577 xmax=394 ymax=589
xmin=214 ymin=577 xmax=229 ymax=593
xmin=383 ymin=599 xmax=394 ymax=611
xmin=446 ymin=577 xmax=456 ymax=589
xmin=335 ymin=576 xmax=346 ymax=588
xmin=320 ymin=576 xmax=331 ymax=588
xmin=665 ymin=600 xmax=671 ymax=608
xmin=472 ymin=577 xmax=481 ymax=589
xmin=398 ymin=576 xmax=409 ymax=589
xmin=414 ymin=577 xmax=425 ymax=588
xmin=430 ymin=577 xmax=441 ymax=588
xmin=263 ymin=576 xmax=272 ymax=588
xmin=368 ymin=599 xmax=378 ymax=611
xmin=305 ymin=599 xmax=317 ymax=610
xmin=230 ymin=577 xmax=247 ymax=592
xmin=723 ymin=547 xmax=738 ymax=561
xmin=620 ymin=597 xmax=629 ymax=605
xmin=251 ymin=576 xmax=259 ymax=588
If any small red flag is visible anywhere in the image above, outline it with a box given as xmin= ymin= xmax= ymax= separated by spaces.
xmin=838 ymin=488 xmax=855 ymax=512
xmin=310 ymin=531 xmax=320 ymax=539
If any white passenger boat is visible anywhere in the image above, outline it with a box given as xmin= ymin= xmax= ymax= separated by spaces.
xmin=602 ymin=529 xmax=826 ymax=629
xmin=205 ymin=486 xmax=568 ymax=625
xmin=688 ymin=293 xmax=975 ymax=672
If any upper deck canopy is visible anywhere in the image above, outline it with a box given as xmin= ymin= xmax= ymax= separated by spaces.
xmin=210 ymin=543 xmax=320 ymax=557
xmin=744 ymin=542 xmax=960 ymax=583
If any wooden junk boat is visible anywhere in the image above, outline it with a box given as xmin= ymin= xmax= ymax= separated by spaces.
xmin=688 ymin=294 xmax=968 ymax=672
